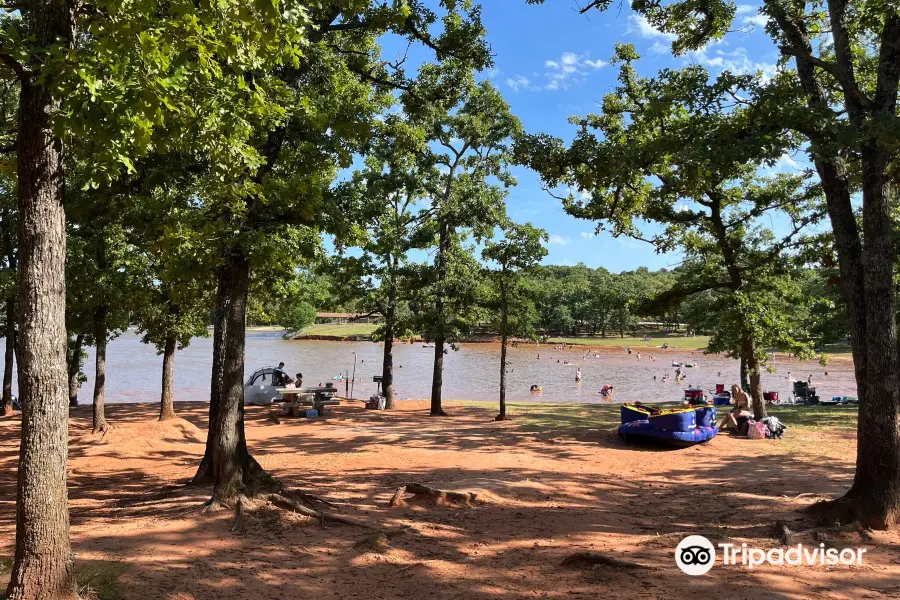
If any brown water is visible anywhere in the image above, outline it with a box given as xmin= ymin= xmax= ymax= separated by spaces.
xmin=6 ymin=330 xmax=859 ymax=405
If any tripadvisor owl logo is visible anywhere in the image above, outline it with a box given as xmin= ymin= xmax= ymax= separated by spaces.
xmin=675 ymin=535 xmax=716 ymax=575
xmin=674 ymin=534 xmax=868 ymax=575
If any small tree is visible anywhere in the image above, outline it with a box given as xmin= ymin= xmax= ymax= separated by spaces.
xmin=482 ymin=222 xmax=547 ymax=420
xmin=415 ymin=74 xmax=521 ymax=416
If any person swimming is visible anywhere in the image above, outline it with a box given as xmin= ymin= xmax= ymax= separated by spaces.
xmin=530 ymin=384 xmax=543 ymax=393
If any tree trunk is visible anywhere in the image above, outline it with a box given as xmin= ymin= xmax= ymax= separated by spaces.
xmin=92 ymin=306 xmax=108 ymax=434
xmin=7 ymin=1 xmax=77 ymax=594
xmin=2 ymin=295 xmax=15 ymax=415
xmin=158 ymin=334 xmax=177 ymax=421
xmin=430 ymin=337 xmax=447 ymax=416
xmin=193 ymin=259 xmax=230 ymax=484
xmin=855 ymin=133 xmax=900 ymax=527
xmin=430 ymin=221 xmax=449 ymax=417
xmin=497 ymin=283 xmax=508 ymax=421
xmin=743 ymin=336 xmax=767 ymax=420
xmin=382 ymin=296 xmax=395 ymax=410
xmin=739 ymin=354 xmax=749 ymax=391
xmin=67 ymin=334 xmax=83 ymax=408
xmin=771 ymin=5 xmax=890 ymax=526
xmin=209 ymin=245 xmax=264 ymax=504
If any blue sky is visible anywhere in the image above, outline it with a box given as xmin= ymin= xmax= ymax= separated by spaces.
xmin=370 ymin=1 xmax=799 ymax=273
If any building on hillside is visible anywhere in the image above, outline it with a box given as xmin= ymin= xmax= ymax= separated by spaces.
xmin=315 ymin=312 xmax=381 ymax=324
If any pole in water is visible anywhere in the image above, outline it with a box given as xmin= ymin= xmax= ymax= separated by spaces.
xmin=350 ymin=352 xmax=357 ymax=401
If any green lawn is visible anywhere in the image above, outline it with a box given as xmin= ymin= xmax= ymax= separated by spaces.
xmin=298 ymin=323 xmax=379 ymax=338
xmin=451 ymin=399 xmax=859 ymax=433
xmin=546 ymin=333 xmax=710 ymax=350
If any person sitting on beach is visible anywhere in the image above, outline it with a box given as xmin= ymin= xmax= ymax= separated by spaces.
xmin=295 ymin=373 xmax=303 ymax=388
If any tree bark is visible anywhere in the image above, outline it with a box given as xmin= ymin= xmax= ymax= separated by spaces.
xmin=2 ymin=294 xmax=15 ymax=415
xmin=158 ymin=334 xmax=177 ymax=421
xmin=743 ymin=336 xmax=767 ymax=420
xmin=430 ymin=221 xmax=449 ymax=417
xmin=771 ymin=5 xmax=899 ymax=526
xmin=193 ymin=259 xmax=230 ymax=484
xmin=497 ymin=282 xmax=508 ymax=421
xmin=430 ymin=336 xmax=447 ymax=416
xmin=209 ymin=245 xmax=264 ymax=504
xmin=739 ymin=354 xmax=749 ymax=391
xmin=67 ymin=334 xmax=84 ymax=408
xmin=7 ymin=0 xmax=77 ymax=595
xmin=91 ymin=306 xmax=108 ymax=434
xmin=382 ymin=296 xmax=395 ymax=410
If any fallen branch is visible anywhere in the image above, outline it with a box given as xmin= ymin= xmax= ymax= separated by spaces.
xmin=560 ymin=551 xmax=648 ymax=570
xmin=388 ymin=483 xmax=477 ymax=507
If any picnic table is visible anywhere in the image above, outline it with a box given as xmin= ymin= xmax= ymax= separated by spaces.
xmin=275 ymin=386 xmax=342 ymax=417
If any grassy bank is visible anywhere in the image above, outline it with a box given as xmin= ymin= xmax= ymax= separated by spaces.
xmin=450 ymin=399 xmax=859 ymax=434
xmin=297 ymin=323 xmax=379 ymax=338
xmin=546 ymin=333 xmax=710 ymax=350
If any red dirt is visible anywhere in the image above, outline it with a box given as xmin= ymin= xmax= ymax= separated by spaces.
xmin=0 ymin=400 xmax=898 ymax=599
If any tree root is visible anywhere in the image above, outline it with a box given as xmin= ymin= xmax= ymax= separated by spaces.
xmin=560 ymin=551 xmax=648 ymax=570
xmin=259 ymin=493 xmax=373 ymax=528
xmin=804 ymin=495 xmax=895 ymax=530
xmin=774 ymin=518 xmax=873 ymax=543
xmin=389 ymin=483 xmax=477 ymax=507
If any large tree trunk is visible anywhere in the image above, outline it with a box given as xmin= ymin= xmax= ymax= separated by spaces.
xmin=193 ymin=260 xmax=230 ymax=484
xmin=2 ymin=295 xmax=15 ymax=415
xmin=158 ymin=334 xmax=177 ymax=421
xmin=382 ymin=295 xmax=395 ymax=410
xmin=855 ymin=134 xmax=900 ymax=527
xmin=7 ymin=1 xmax=77 ymax=594
xmin=770 ymin=4 xmax=885 ymax=525
xmin=209 ymin=245 xmax=264 ymax=504
xmin=497 ymin=284 xmax=508 ymax=421
xmin=91 ymin=306 xmax=108 ymax=434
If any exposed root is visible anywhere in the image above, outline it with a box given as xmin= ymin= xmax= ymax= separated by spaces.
xmin=430 ymin=409 xmax=450 ymax=417
xmin=388 ymin=483 xmax=477 ymax=507
xmin=231 ymin=495 xmax=247 ymax=531
xmin=805 ymin=495 xmax=895 ymax=530
xmin=560 ymin=551 xmax=648 ymax=570
xmin=777 ymin=518 xmax=874 ymax=543
xmin=259 ymin=493 xmax=373 ymax=528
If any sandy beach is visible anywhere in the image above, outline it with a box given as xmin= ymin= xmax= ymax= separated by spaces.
xmin=0 ymin=400 xmax=896 ymax=599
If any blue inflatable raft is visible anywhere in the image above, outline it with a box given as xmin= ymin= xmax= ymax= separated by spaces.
xmin=618 ymin=421 xmax=719 ymax=447
xmin=618 ymin=403 xmax=718 ymax=447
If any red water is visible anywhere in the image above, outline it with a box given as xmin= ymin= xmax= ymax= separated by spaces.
xmin=43 ymin=330 xmax=859 ymax=405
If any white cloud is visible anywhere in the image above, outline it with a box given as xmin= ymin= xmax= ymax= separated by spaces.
xmin=541 ymin=51 xmax=606 ymax=91
xmin=484 ymin=67 xmax=500 ymax=80
xmin=735 ymin=4 xmax=756 ymax=14
xmin=761 ymin=153 xmax=803 ymax=175
xmin=506 ymin=75 xmax=531 ymax=92
xmin=743 ymin=14 xmax=769 ymax=27
xmin=548 ymin=234 xmax=571 ymax=245
xmin=691 ymin=46 xmax=778 ymax=80
xmin=628 ymin=15 xmax=676 ymax=41
xmin=649 ymin=41 xmax=670 ymax=54
xmin=579 ymin=231 xmax=596 ymax=239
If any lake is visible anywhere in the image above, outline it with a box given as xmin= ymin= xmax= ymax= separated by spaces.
xmin=3 ymin=329 xmax=860 ymax=405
